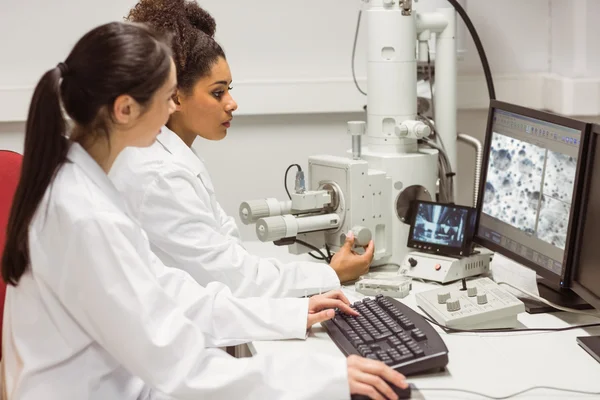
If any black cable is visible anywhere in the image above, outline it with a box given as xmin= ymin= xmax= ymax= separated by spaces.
xmin=294 ymin=239 xmax=329 ymax=262
xmin=417 ymin=386 xmax=600 ymax=400
xmin=351 ymin=10 xmax=367 ymax=96
xmin=284 ymin=164 xmax=302 ymax=200
xmin=325 ymin=244 xmax=333 ymax=264
xmin=423 ymin=315 xmax=600 ymax=333
xmin=308 ymin=252 xmax=326 ymax=261
xmin=445 ymin=0 xmax=496 ymax=100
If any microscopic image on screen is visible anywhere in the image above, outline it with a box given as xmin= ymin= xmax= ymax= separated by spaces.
xmin=536 ymin=195 xmax=570 ymax=249
xmin=482 ymin=132 xmax=545 ymax=234
xmin=543 ymin=151 xmax=577 ymax=204
xmin=413 ymin=203 xmax=468 ymax=247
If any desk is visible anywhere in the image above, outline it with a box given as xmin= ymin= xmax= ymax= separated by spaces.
xmin=244 ymin=241 xmax=600 ymax=399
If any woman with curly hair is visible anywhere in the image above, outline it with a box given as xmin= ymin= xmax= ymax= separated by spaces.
xmin=111 ymin=2 xmax=374 ymax=302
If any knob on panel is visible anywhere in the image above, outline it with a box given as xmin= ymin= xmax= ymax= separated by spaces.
xmin=437 ymin=292 xmax=451 ymax=304
xmin=446 ymin=298 xmax=461 ymax=312
xmin=477 ymin=294 xmax=488 ymax=305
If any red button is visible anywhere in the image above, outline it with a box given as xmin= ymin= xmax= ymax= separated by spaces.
xmin=434 ymin=264 xmax=442 ymax=271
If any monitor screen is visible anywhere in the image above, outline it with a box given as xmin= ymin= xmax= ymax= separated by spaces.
xmin=408 ymin=201 xmax=476 ymax=256
xmin=475 ymin=101 xmax=588 ymax=283
xmin=571 ymin=124 xmax=600 ymax=311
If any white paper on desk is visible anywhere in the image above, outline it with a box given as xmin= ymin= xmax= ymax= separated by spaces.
xmin=490 ymin=253 xmax=540 ymax=299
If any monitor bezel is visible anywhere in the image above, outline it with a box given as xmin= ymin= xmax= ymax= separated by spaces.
xmin=407 ymin=200 xmax=477 ymax=257
xmin=570 ymin=123 xmax=600 ymax=311
xmin=474 ymin=100 xmax=591 ymax=288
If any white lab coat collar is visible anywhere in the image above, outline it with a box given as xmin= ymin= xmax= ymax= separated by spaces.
xmin=67 ymin=142 xmax=130 ymax=217
xmin=156 ymin=126 xmax=215 ymax=193
xmin=156 ymin=126 xmax=204 ymax=177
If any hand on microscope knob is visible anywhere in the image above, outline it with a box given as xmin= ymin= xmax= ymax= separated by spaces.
xmin=329 ymin=231 xmax=375 ymax=283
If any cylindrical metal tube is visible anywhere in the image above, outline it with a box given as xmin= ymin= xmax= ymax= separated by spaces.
xmin=255 ymin=213 xmax=341 ymax=242
xmin=366 ymin=4 xmax=417 ymax=150
xmin=434 ymin=7 xmax=458 ymax=200
xmin=458 ymin=133 xmax=483 ymax=207
xmin=352 ymin=136 xmax=362 ymax=160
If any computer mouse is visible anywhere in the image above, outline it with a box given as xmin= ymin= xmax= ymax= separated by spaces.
xmin=350 ymin=382 xmax=414 ymax=399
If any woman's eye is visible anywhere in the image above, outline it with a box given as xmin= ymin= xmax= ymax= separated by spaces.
xmin=213 ymin=91 xmax=224 ymax=98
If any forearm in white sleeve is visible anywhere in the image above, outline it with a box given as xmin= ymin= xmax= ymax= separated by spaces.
xmin=141 ymin=171 xmax=340 ymax=298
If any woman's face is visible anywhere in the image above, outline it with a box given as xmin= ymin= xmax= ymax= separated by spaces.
xmin=176 ymin=57 xmax=237 ymax=141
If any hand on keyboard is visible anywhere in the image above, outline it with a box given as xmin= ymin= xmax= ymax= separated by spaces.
xmin=307 ymin=290 xmax=359 ymax=328
xmin=347 ymin=354 xmax=409 ymax=400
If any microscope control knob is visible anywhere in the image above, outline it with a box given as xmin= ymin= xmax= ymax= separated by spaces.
xmin=437 ymin=292 xmax=451 ymax=304
xmin=255 ymin=217 xmax=287 ymax=242
xmin=350 ymin=226 xmax=372 ymax=247
xmin=477 ymin=293 xmax=488 ymax=305
xmin=348 ymin=121 xmax=366 ymax=136
xmin=239 ymin=200 xmax=270 ymax=225
xmin=446 ymin=298 xmax=461 ymax=312
xmin=383 ymin=0 xmax=394 ymax=5
xmin=395 ymin=124 xmax=409 ymax=138
xmin=467 ymin=287 xmax=478 ymax=297
xmin=414 ymin=123 xmax=431 ymax=139
xmin=408 ymin=257 xmax=418 ymax=267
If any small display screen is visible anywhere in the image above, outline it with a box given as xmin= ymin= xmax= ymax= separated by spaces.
xmin=408 ymin=201 xmax=476 ymax=256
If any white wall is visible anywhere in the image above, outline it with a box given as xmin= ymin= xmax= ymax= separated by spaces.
xmin=3 ymin=0 xmax=598 ymax=120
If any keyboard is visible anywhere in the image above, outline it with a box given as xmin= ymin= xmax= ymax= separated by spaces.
xmin=323 ymin=294 xmax=449 ymax=376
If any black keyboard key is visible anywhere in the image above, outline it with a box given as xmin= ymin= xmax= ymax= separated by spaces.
xmin=412 ymin=347 xmax=425 ymax=357
xmin=396 ymin=353 xmax=415 ymax=363
xmin=398 ymin=333 xmax=412 ymax=343
xmin=411 ymin=329 xmax=427 ymax=342
xmin=373 ymin=332 xmax=393 ymax=340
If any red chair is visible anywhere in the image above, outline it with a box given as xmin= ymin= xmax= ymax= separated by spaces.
xmin=0 ymin=150 xmax=23 ymax=360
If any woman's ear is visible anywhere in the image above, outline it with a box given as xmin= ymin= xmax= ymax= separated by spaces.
xmin=113 ymin=94 xmax=141 ymax=125
xmin=172 ymin=88 xmax=183 ymax=111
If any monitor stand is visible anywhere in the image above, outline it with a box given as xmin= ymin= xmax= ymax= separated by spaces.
xmin=520 ymin=278 xmax=592 ymax=314
xmin=577 ymin=336 xmax=600 ymax=364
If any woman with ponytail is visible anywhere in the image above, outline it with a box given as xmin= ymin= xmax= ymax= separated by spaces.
xmin=1 ymin=21 xmax=408 ymax=400
xmin=111 ymin=0 xmax=373 ymax=302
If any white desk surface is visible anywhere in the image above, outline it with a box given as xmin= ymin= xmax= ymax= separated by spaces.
xmin=243 ymin=241 xmax=600 ymax=399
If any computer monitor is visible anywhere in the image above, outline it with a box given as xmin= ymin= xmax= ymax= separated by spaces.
xmin=571 ymin=123 xmax=600 ymax=362
xmin=474 ymin=100 xmax=591 ymax=313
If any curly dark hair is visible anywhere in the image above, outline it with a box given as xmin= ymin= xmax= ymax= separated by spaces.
xmin=127 ymin=0 xmax=226 ymax=93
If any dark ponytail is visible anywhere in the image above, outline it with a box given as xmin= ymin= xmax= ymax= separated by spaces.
xmin=2 ymin=67 xmax=68 ymax=285
xmin=2 ymin=22 xmax=173 ymax=285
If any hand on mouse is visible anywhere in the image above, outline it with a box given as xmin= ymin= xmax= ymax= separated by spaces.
xmin=306 ymin=290 xmax=359 ymax=329
xmin=347 ymin=355 xmax=408 ymax=400
xmin=330 ymin=232 xmax=374 ymax=283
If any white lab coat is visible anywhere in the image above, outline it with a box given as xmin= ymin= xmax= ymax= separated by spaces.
xmin=109 ymin=126 xmax=340 ymax=298
xmin=2 ymin=143 xmax=350 ymax=400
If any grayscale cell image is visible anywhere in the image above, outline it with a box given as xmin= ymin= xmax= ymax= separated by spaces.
xmin=543 ymin=151 xmax=577 ymax=204
xmin=482 ymin=132 xmax=577 ymax=250
xmin=482 ymin=132 xmax=545 ymax=233
xmin=536 ymin=195 xmax=570 ymax=249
